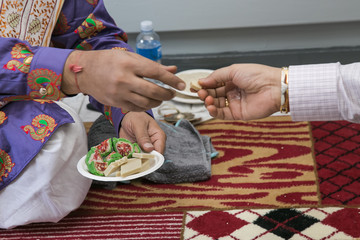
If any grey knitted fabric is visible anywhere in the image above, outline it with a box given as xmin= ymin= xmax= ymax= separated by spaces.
xmin=87 ymin=115 xmax=218 ymax=184
xmin=144 ymin=119 xmax=217 ymax=184
xmin=87 ymin=115 xmax=117 ymax=150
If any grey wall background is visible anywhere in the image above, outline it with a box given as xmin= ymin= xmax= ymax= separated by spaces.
xmin=104 ymin=0 xmax=360 ymax=56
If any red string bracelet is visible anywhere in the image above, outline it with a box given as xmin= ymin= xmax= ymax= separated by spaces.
xmin=69 ymin=52 xmax=83 ymax=93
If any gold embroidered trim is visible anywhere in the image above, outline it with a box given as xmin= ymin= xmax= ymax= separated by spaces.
xmin=0 ymin=0 xmax=65 ymax=46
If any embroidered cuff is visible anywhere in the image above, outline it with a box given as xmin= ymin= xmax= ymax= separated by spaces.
xmin=29 ymin=47 xmax=73 ymax=100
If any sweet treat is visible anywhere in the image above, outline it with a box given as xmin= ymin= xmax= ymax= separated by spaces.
xmin=94 ymin=138 xmax=113 ymax=158
xmin=86 ymin=138 xmax=132 ymax=176
xmin=103 ymin=157 xmax=128 ymax=177
xmin=177 ymin=71 xmax=211 ymax=93
xmin=119 ymin=158 xmax=142 ymax=177
xmin=132 ymin=143 xmax=141 ymax=153
xmin=113 ymin=138 xmax=134 ymax=157
xmin=86 ymin=148 xmax=107 ymax=176
xmin=85 ymin=137 xmax=156 ymax=178
xmin=140 ymin=158 xmax=151 ymax=172
xmin=132 ymin=152 xmax=155 ymax=159
xmin=190 ymin=80 xmax=202 ymax=91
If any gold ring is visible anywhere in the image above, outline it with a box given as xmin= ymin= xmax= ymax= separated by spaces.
xmin=225 ymin=98 xmax=229 ymax=107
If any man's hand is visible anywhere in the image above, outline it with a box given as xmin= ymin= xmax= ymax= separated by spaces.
xmin=197 ymin=64 xmax=282 ymax=121
xmin=62 ymin=50 xmax=185 ymax=112
xmin=119 ymin=112 xmax=166 ymax=154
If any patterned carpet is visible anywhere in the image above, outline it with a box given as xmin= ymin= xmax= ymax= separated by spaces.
xmin=1 ymin=116 xmax=360 ymax=240
xmin=312 ymin=121 xmax=360 ymax=206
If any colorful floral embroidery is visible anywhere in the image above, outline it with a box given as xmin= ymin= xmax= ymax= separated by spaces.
xmin=2 ymin=95 xmax=33 ymax=102
xmin=0 ymin=0 xmax=62 ymax=46
xmin=104 ymin=105 xmax=113 ymax=125
xmin=0 ymin=1 xmax=26 ymax=38
xmin=10 ymin=43 xmax=33 ymax=59
xmin=2 ymin=96 xmax=55 ymax=103
xmin=53 ymin=12 xmax=70 ymax=35
xmin=27 ymin=69 xmax=62 ymax=100
xmin=0 ymin=149 xmax=14 ymax=182
xmin=25 ymin=0 xmax=60 ymax=46
xmin=3 ymin=43 xmax=34 ymax=73
xmin=21 ymin=114 xmax=57 ymax=143
xmin=76 ymin=40 xmax=93 ymax=50
xmin=33 ymin=99 xmax=54 ymax=104
xmin=0 ymin=111 xmax=8 ymax=125
xmin=86 ymin=0 xmax=99 ymax=7
xmin=75 ymin=13 xmax=105 ymax=39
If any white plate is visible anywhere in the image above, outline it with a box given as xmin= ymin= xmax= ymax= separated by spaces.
xmin=77 ymin=150 xmax=164 ymax=182
xmin=172 ymin=96 xmax=204 ymax=104
xmin=175 ymin=69 xmax=213 ymax=97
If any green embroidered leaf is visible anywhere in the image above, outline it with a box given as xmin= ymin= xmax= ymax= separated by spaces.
xmin=0 ymin=157 xmax=3 ymax=164
xmin=36 ymin=77 xmax=51 ymax=84
xmin=86 ymin=18 xmax=96 ymax=26
xmin=20 ymin=50 xmax=32 ymax=55
xmin=39 ymin=120 xmax=48 ymax=126
xmin=76 ymin=44 xmax=85 ymax=50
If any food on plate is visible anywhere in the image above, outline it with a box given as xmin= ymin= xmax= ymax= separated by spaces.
xmin=177 ymin=71 xmax=211 ymax=93
xmin=86 ymin=147 xmax=115 ymax=176
xmin=119 ymin=158 xmax=142 ymax=177
xmin=113 ymin=138 xmax=134 ymax=157
xmin=190 ymin=80 xmax=202 ymax=91
xmin=103 ymin=157 xmax=128 ymax=177
xmin=93 ymin=138 xmax=113 ymax=157
xmin=85 ymin=138 xmax=155 ymax=178
xmin=140 ymin=158 xmax=151 ymax=172
xmin=132 ymin=152 xmax=155 ymax=159
xmin=132 ymin=143 xmax=141 ymax=153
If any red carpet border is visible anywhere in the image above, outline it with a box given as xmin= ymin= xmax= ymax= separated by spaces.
xmin=2 ymin=212 xmax=184 ymax=240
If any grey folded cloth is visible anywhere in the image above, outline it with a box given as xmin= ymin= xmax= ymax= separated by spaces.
xmin=87 ymin=115 xmax=218 ymax=184
xmin=144 ymin=119 xmax=218 ymax=183
xmin=87 ymin=115 xmax=118 ymax=150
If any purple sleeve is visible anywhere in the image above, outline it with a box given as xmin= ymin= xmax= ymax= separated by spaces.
xmin=0 ymin=38 xmax=72 ymax=103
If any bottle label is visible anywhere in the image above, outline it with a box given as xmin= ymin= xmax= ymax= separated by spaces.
xmin=136 ymin=46 xmax=162 ymax=62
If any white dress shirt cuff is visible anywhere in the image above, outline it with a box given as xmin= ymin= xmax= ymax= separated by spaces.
xmin=289 ymin=63 xmax=341 ymax=121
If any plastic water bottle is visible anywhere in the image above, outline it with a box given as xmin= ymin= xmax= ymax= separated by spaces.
xmin=136 ymin=20 xmax=162 ymax=63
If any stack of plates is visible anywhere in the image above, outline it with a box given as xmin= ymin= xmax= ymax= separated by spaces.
xmin=173 ymin=69 xmax=213 ymax=104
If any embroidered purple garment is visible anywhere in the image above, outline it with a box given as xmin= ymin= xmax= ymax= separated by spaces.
xmin=0 ymin=0 xmax=151 ymax=191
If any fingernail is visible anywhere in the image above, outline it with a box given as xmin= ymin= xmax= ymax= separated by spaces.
xmin=144 ymin=143 xmax=154 ymax=149
xmin=177 ymin=82 xmax=186 ymax=90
